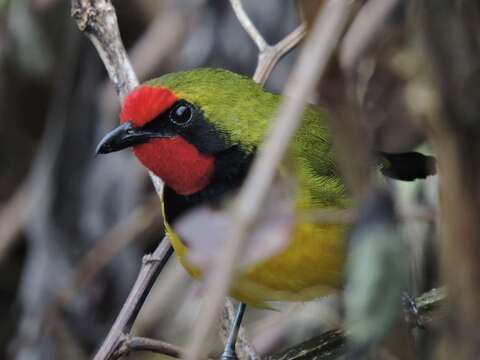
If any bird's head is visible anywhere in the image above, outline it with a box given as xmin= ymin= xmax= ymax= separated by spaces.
xmin=96 ymin=68 xmax=274 ymax=197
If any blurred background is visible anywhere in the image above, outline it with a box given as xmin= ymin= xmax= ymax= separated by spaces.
xmin=0 ymin=0 xmax=449 ymax=359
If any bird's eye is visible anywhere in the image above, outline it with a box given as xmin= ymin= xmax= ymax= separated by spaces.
xmin=170 ymin=102 xmax=193 ymax=126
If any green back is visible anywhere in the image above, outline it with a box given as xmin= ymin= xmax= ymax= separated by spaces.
xmin=146 ymin=68 xmax=347 ymax=210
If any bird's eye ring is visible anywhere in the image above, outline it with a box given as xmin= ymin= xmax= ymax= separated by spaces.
xmin=170 ymin=102 xmax=193 ymax=126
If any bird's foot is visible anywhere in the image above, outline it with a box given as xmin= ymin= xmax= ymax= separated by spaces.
xmin=402 ymin=292 xmax=425 ymax=329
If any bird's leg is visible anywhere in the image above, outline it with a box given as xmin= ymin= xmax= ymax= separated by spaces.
xmin=220 ymin=302 xmax=247 ymax=360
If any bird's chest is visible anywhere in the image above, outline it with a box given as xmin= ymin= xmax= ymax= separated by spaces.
xmin=134 ymin=137 xmax=215 ymax=196
xmin=160 ymin=186 xmax=345 ymax=306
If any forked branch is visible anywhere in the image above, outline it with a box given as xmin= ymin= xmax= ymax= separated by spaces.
xmin=229 ymin=0 xmax=307 ymax=84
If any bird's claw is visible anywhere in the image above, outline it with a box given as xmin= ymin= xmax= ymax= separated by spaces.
xmin=402 ymin=292 xmax=425 ymax=329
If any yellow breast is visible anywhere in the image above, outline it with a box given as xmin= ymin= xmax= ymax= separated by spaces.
xmin=162 ymin=198 xmax=345 ymax=307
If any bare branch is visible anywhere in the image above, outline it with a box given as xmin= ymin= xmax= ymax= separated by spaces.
xmin=93 ymin=237 xmax=173 ymax=360
xmin=114 ymin=335 xmax=221 ymax=360
xmin=71 ymin=0 xmax=138 ymax=100
xmin=115 ymin=335 xmax=182 ymax=359
xmin=184 ymin=2 xmax=353 ymax=359
xmin=229 ymin=0 xmax=306 ymax=85
xmin=70 ymin=3 xmax=176 ymax=360
xmin=229 ymin=0 xmax=268 ymax=52
xmin=253 ymin=24 xmax=307 ymax=84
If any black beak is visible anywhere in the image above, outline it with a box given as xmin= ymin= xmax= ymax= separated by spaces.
xmin=95 ymin=121 xmax=174 ymax=155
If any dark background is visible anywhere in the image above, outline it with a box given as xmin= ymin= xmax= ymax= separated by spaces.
xmin=0 ymin=0 xmax=454 ymax=359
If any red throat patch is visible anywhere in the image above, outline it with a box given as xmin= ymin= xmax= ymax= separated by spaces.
xmin=133 ymin=138 xmax=215 ymax=195
xmin=120 ymin=85 xmax=177 ymax=127
xmin=121 ymin=85 xmax=214 ymax=195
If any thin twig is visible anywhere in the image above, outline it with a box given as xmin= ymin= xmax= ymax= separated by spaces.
xmin=93 ymin=237 xmax=173 ymax=360
xmin=115 ymin=335 xmax=182 ymax=359
xmin=253 ymin=24 xmax=307 ymax=84
xmin=114 ymin=335 xmax=217 ymax=360
xmin=229 ymin=0 xmax=306 ymax=85
xmin=229 ymin=0 xmax=268 ymax=52
xmin=184 ymin=2 xmax=353 ymax=359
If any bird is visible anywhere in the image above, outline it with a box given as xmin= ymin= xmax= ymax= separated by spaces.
xmin=96 ymin=68 xmax=436 ymax=358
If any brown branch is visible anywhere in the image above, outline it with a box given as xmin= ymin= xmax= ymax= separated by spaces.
xmin=71 ymin=0 xmax=137 ymax=100
xmin=266 ymin=288 xmax=447 ymax=360
xmin=114 ymin=335 xmax=182 ymax=359
xmin=93 ymin=237 xmax=173 ymax=360
xmin=113 ymin=335 xmax=214 ymax=360
xmin=70 ymin=2 xmax=175 ymax=359
xmin=184 ymin=2 xmax=353 ymax=359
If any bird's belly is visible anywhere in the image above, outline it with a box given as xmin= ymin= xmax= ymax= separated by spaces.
xmin=232 ymin=222 xmax=345 ymax=306
xmin=166 ymin=218 xmax=345 ymax=307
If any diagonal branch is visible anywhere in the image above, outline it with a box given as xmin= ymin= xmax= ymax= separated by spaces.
xmin=70 ymin=0 xmax=164 ymax=195
xmin=71 ymin=0 xmax=137 ymax=101
xmin=70 ymin=1 xmax=174 ymax=359
xmin=184 ymin=2 xmax=353 ymax=360
xmin=92 ymin=237 xmax=173 ymax=360
xmin=229 ymin=0 xmax=268 ymax=52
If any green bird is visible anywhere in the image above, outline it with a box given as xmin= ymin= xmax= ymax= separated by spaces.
xmin=96 ymin=68 xmax=436 ymax=358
